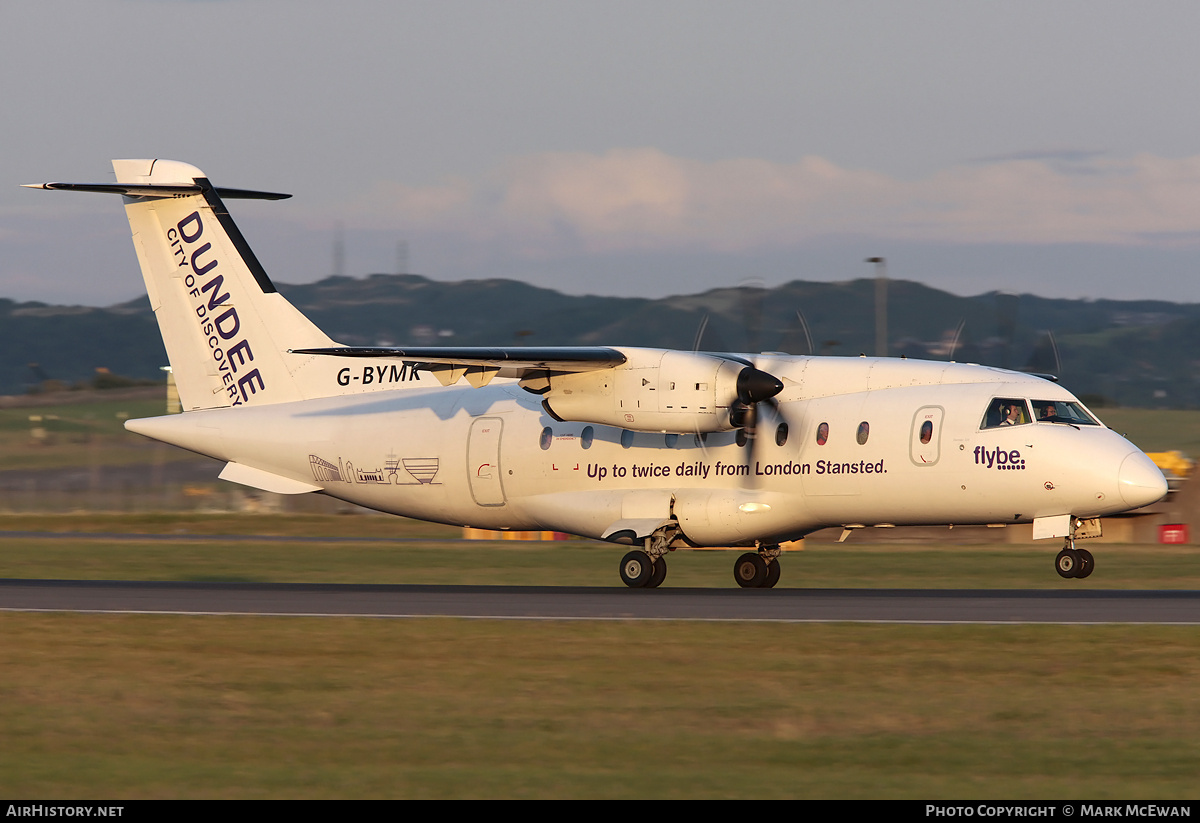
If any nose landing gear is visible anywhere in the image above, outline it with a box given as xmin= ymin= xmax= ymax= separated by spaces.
xmin=1055 ymin=534 xmax=1095 ymax=579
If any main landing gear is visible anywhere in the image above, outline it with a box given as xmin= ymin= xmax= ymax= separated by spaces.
xmin=619 ymin=549 xmax=667 ymax=588
xmin=617 ymin=529 xmax=784 ymax=589
xmin=734 ymin=542 xmax=782 ymax=589
xmin=619 ymin=524 xmax=675 ymax=588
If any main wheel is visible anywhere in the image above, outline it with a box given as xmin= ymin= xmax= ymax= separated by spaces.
xmin=619 ymin=550 xmax=654 ymax=588
xmin=646 ymin=556 xmax=668 ymax=588
xmin=763 ymin=560 xmax=781 ymax=589
xmin=1076 ymin=548 xmax=1094 ymax=579
xmin=1055 ymin=548 xmax=1080 ymax=579
xmin=734 ymin=552 xmax=768 ymax=588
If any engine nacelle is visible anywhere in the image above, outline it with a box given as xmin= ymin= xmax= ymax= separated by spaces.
xmin=530 ymin=348 xmax=777 ymax=434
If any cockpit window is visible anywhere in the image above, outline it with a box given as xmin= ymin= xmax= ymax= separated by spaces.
xmin=981 ymin=398 xmax=1031 ymax=429
xmin=1032 ymin=400 xmax=1100 ymax=426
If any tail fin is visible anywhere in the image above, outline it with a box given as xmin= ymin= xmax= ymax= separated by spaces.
xmin=111 ymin=159 xmax=340 ymax=410
xmin=28 ymin=159 xmax=342 ymax=410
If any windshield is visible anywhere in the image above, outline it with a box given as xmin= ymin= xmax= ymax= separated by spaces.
xmin=981 ymin=398 xmax=1031 ymax=429
xmin=1031 ymin=400 xmax=1100 ymax=426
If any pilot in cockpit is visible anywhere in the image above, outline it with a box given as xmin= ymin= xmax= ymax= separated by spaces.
xmin=984 ymin=398 xmax=1029 ymax=428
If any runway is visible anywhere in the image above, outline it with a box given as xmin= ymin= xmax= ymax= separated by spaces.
xmin=2 ymin=579 xmax=1199 ymax=623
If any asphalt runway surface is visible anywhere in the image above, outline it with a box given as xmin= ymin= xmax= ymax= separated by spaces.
xmin=2 ymin=579 xmax=1199 ymax=623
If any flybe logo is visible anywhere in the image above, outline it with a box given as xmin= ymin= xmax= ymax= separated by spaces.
xmin=974 ymin=446 xmax=1027 ymax=471
xmin=166 ymin=211 xmax=264 ymax=405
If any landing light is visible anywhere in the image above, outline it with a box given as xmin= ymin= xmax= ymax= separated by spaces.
xmin=739 ymin=502 xmax=771 ymax=514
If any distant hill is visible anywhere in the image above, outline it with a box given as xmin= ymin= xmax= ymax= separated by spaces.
xmin=5 ymin=273 xmax=1200 ymax=408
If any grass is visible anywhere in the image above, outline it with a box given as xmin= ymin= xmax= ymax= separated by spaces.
xmin=1096 ymin=407 xmax=1200 ymax=455
xmin=0 ymin=396 xmax=202 ymax=471
xmin=2 ymin=511 xmax=1200 ymax=588
xmin=0 ymin=615 xmax=1197 ymax=798
xmin=0 ymin=511 xmax=462 ymax=539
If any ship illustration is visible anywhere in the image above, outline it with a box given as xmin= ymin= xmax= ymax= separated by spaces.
xmin=402 ymin=457 xmax=440 ymax=484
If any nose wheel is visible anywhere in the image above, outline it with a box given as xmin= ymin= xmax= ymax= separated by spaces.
xmin=1055 ymin=542 xmax=1094 ymax=579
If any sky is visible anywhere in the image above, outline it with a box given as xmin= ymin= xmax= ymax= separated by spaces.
xmin=5 ymin=0 xmax=1200 ymax=306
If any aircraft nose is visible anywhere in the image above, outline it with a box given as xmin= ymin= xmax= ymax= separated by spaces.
xmin=1118 ymin=451 xmax=1168 ymax=509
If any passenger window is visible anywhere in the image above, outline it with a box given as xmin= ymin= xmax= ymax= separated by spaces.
xmin=919 ymin=420 xmax=933 ymax=445
xmin=581 ymin=426 xmax=594 ymax=449
xmin=982 ymin=398 xmax=1031 ymax=429
xmin=856 ymin=421 xmax=870 ymax=445
xmin=775 ymin=423 xmax=788 ymax=447
xmin=540 ymin=427 xmax=553 ymax=450
xmin=621 ymin=430 xmax=634 ymax=449
xmin=815 ymin=422 xmax=829 ymax=446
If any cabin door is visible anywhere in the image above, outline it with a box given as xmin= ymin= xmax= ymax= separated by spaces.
xmin=910 ymin=406 xmax=945 ymax=466
xmin=467 ymin=416 xmax=506 ymax=506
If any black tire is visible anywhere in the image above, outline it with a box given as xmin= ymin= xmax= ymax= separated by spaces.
xmin=620 ymin=550 xmax=654 ymax=588
xmin=645 ymin=556 xmax=668 ymax=588
xmin=1076 ymin=549 xmax=1094 ymax=579
xmin=734 ymin=552 xmax=768 ymax=588
xmin=1055 ymin=548 xmax=1080 ymax=579
xmin=763 ymin=560 xmax=781 ymax=589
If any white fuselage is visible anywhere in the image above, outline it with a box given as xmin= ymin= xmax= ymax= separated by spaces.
xmin=127 ymin=353 xmax=1166 ymax=547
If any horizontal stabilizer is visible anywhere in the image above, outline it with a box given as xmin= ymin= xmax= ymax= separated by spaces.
xmin=21 ymin=182 xmax=291 ymax=200
xmin=30 ymin=159 xmax=336 ymax=409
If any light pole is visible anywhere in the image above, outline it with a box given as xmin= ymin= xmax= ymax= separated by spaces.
xmin=866 ymin=257 xmax=887 ymax=357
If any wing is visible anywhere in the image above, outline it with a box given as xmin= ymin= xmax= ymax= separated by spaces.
xmin=289 ymin=345 xmax=627 ymax=387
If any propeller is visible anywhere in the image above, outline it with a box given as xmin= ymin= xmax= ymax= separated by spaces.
xmin=687 ymin=283 xmax=792 ymax=479
xmin=1023 ymin=330 xmax=1061 ymax=381
xmin=994 ymin=292 xmax=1019 ymax=370
xmin=778 ymin=310 xmax=814 ymax=357
xmin=728 ymin=359 xmax=788 ymax=489
xmin=728 ymin=366 xmax=784 ymax=429
xmin=947 ymin=318 xmax=966 ymax=360
xmin=739 ymin=281 xmax=766 ymax=355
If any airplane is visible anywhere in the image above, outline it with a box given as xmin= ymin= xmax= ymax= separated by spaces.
xmin=25 ymin=159 xmax=1169 ymax=588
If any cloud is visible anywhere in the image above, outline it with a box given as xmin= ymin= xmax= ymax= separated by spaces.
xmin=331 ymin=148 xmax=1200 ymax=261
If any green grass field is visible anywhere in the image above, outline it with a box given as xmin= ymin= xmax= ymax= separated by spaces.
xmin=0 ymin=396 xmax=199 ymax=472
xmin=1098 ymin=407 xmax=1200 ymax=455
xmin=1 ymin=516 xmax=1199 ymax=589
xmin=1 ymin=615 xmax=1197 ymax=799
